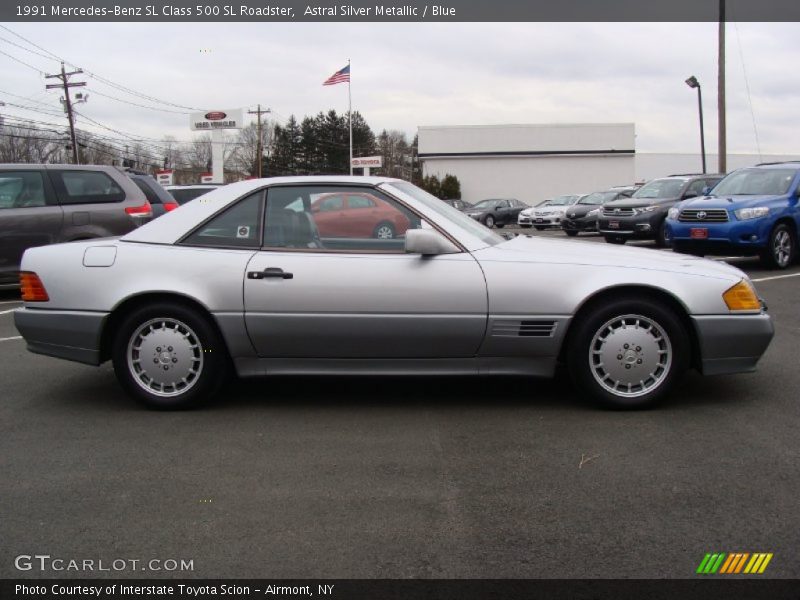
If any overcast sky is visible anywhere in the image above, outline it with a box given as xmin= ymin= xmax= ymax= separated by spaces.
xmin=1 ymin=22 xmax=798 ymax=155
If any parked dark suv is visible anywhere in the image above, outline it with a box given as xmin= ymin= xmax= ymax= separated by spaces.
xmin=0 ymin=164 xmax=152 ymax=287
xmin=598 ymin=174 xmax=723 ymax=246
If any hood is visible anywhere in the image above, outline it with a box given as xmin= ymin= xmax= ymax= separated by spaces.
xmin=534 ymin=205 xmax=568 ymax=215
xmin=565 ymin=204 xmax=599 ymax=217
xmin=477 ymin=235 xmax=745 ymax=282
xmin=680 ymin=194 xmax=786 ymax=209
xmin=604 ymin=197 xmax=678 ymax=209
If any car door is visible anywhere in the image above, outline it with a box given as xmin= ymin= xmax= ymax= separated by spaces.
xmin=0 ymin=169 xmax=63 ymax=286
xmin=243 ymin=185 xmax=488 ymax=359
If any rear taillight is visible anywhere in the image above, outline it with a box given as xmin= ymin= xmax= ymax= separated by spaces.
xmin=20 ymin=271 xmax=49 ymax=302
xmin=125 ymin=200 xmax=153 ymax=218
xmin=163 ymin=202 xmax=179 ymax=212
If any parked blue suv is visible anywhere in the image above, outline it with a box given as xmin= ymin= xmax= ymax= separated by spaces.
xmin=666 ymin=162 xmax=800 ymax=269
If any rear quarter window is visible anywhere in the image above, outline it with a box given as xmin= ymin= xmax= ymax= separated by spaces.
xmin=50 ymin=170 xmax=126 ymax=205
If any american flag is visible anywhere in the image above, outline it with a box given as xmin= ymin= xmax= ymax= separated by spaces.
xmin=323 ymin=64 xmax=350 ymax=86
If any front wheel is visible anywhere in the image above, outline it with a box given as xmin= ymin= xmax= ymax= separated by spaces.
xmin=112 ymin=303 xmax=230 ymax=409
xmin=655 ymin=220 xmax=672 ymax=248
xmin=567 ymin=298 xmax=689 ymax=409
xmin=760 ymin=223 xmax=796 ymax=269
xmin=565 ymin=230 xmax=579 ymax=237
xmin=534 ymin=226 xmax=546 ymax=231
xmin=483 ymin=215 xmax=495 ymax=228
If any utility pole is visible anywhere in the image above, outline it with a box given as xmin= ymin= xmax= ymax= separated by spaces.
xmin=46 ymin=62 xmax=86 ymax=165
xmin=718 ymin=0 xmax=726 ymax=173
xmin=247 ymin=104 xmax=270 ymax=178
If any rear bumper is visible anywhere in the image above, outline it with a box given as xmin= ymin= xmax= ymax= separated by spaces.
xmin=691 ymin=313 xmax=774 ymax=375
xmin=14 ymin=307 xmax=108 ymax=366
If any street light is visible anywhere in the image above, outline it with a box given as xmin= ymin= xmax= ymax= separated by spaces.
xmin=685 ymin=75 xmax=707 ymax=174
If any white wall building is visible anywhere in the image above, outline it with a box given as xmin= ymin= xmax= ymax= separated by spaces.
xmin=419 ymin=123 xmax=636 ymax=204
xmin=418 ymin=123 xmax=800 ymax=204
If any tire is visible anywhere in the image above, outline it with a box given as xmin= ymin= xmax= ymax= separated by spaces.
xmin=534 ymin=226 xmax=546 ymax=231
xmin=604 ymin=235 xmax=627 ymax=245
xmin=496 ymin=223 xmax=505 ymax=229
xmin=567 ymin=297 xmax=690 ymax=409
xmin=565 ymin=230 xmax=579 ymax=237
xmin=373 ymin=222 xmax=396 ymax=239
xmin=483 ymin=215 xmax=495 ymax=228
xmin=520 ymin=224 xmax=532 ymax=229
xmin=112 ymin=302 xmax=230 ymax=409
xmin=655 ymin=220 xmax=672 ymax=248
xmin=759 ymin=223 xmax=796 ymax=269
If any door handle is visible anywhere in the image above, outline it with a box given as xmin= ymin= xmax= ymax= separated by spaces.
xmin=247 ymin=267 xmax=293 ymax=280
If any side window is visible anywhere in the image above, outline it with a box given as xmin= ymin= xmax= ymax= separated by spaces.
xmin=0 ymin=171 xmax=47 ymax=209
xmin=182 ymin=191 xmax=263 ymax=248
xmin=265 ymin=186 xmax=426 ymax=252
xmin=347 ymin=195 xmax=374 ymax=209
xmin=685 ymin=179 xmax=707 ymax=197
xmin=497 ymin=200 xmax=509 ymax=208
xmin=132 ymin=178 xmax=161 ymax=205
xmin=317 ymin=195 xmax=344 ymax=212
xmin=51 ymin=170 xmax=125 ymax=205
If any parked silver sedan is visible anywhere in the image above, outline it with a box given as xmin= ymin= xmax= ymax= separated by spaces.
xmin=14 ymin=177 xmax=773 ymax=410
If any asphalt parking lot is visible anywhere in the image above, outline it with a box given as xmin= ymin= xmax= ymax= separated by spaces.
xmin=2 ymin=229 xmax=799 ymax=579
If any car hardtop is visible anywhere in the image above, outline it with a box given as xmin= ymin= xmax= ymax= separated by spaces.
xmin=604 ymin=174 xmax=723 ymax=208
xmin=678 ymin=164 xmax=800 ymax=209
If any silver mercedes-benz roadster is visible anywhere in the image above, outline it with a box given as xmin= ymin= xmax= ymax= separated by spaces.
xmin=14 ymin=177 xmax=773 ymax=409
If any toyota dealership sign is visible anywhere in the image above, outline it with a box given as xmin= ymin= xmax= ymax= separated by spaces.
xmin=190 ymin=109 xmax=244 ymax=130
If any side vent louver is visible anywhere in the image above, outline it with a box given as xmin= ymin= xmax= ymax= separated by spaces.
xmin=492 ymin=320 xmax=557 ymax=338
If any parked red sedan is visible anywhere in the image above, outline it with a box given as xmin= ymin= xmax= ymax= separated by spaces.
xmin=311 ymin=192 xmax=411 ymax=239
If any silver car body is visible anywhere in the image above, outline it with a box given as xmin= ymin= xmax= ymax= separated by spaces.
xmin=15 ymin=176 xmax=773 ymax=380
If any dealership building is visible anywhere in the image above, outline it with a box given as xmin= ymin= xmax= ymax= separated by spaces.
xmin=418 ymin=123 xmax=800 ymax=204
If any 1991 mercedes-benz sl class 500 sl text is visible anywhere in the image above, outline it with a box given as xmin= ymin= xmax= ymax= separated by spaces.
xmin=14 ymin=177 xmax=774 ymax=409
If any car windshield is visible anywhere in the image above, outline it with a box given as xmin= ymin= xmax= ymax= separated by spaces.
xmin=546 ymin=195 xmax=577 ymax=206
xmin=713 ymin=168 xmax=797 ymax=196
xmin=471 ymin=199 xmax=506 ymax=209
xmin=383 ymin=182 xmax=504 ymax=246
xmin=632 ymin=179 xmax=686 ymax=199
xmin=169 ymin=188 xmax=215 ymax=204
xmin=578 ymin=192 xmax=617 ymax=205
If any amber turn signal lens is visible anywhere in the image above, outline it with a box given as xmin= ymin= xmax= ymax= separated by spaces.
xmin=19 ymin=271 xmax=49 ymax=302
xmin=723 ymin=279 xmax=760 ymax=311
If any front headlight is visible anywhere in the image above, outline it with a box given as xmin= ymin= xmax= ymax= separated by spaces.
xmin=520 ymin=209 xmax=532 ymax=217
xmin=735 ymin=207 xmax=770 ymax=220
xmin=722 ymin=279 xmax=761 ymax=311
xmin=667 ymin=207 xmax=680 ymax=220
xmin=587 ymin=208 xmax=600 ymax=216
xmin=635 ymin=205 xmax=660 ymax=214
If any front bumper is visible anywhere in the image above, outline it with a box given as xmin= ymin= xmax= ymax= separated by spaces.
xmin=598 ymin=211 xmax=665 ymax=239
xmin=529 ymin=214 xmax=563 ymax=227
xmin=14 ymin=307 xmax=108 ymax=366
xmin=562 ymin=215 xmax=598 ymax=231
xmin=668 ymin=218 xmax=770 ymax=251
xmin=691 ymin=313 xmax=774 ymax=375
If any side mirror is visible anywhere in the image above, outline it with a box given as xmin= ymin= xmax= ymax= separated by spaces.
xmin=404 ymin=228 xmax=460 ymax=255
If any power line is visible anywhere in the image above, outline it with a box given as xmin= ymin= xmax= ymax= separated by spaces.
xmin=0 ymin=47 xmax=47 ymax=74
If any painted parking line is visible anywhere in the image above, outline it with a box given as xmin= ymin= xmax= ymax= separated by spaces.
xmin=0 ymin=308 xmax=18 ymax=315
xmin=0 ymin=336 xmax=22 ymax=342
xmin=0 ymin=300 xmax=22 ymax=305
xmin=751 ymin=272 xmax=800 ymax=283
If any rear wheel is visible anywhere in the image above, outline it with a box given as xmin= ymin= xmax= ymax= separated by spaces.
xmin=567 ymin=297 xmax=689 ymax=409
xmin=373 ymin=222 xmax=396 ymax=239
xmin=112 ymin=303 xmax=230 ymax=409
xmin=759 ymin=223 xmax=795 ymax=269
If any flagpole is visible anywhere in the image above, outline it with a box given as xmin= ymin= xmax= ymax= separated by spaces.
xmin=348 ymin=58 xmax=353 ymax=176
